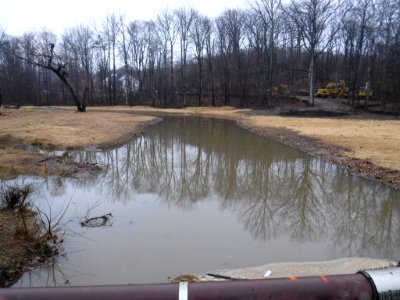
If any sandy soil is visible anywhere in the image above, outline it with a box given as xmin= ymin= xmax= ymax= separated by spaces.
xmin=0 ymin=105 xmax=399 ymax=187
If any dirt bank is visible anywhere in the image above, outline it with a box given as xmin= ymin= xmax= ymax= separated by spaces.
xmin=0 ymin=105 xmax=399 ymax=188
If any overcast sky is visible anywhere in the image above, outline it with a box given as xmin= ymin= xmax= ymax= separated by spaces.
xmin=0 ymin=0 xmax=250 ymax=36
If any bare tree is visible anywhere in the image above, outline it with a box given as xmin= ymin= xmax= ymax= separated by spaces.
xmin=216 ymin=11 xmax=234 ymax=106
xmin=287 ymin=0 xmax=345 ymax=106
xmin=204 ymin=18 xmax=216 ymax=106
xmin=223 ymin=9 xmax=249 ymax=106
xmin=102 ymin=13 xmax=122 ymax=105
xmin=62 ymin=25 xmax=95 ymax=106
xmin=15 ymin=33 xmax=86 ymax=111
xmin=341 ymin=18 xmax=358 ymax=90
xmin=253 ymin=0 xmax=282 ymax=106
xmin=119 ymin=16 xmax=132 ymax=105
xmin=156 ymin=12 xmax=170 ymax=106
xmin=92 ymin=33 xmax=109 ymax=105
xmin=176 ymin=7 xmax=197 ymax=106
xmin=143 ymin=21 xmax=160 ymax=106
xmin=0 ymin=28 xmax=6 ymax=107
xmin=191 ymin=13 xmax=209 ymax=106
xmin=348 ymin=0 xmax=374 ymax=107
xmin=375 ymin=0 xmax=400 ymax=110
xmin=127 ymin=21 xmax=148 ymax=103
xmin=157 ymin=9 xmax=178 ymax=105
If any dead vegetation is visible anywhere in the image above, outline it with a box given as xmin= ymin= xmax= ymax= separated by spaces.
xmin=169 ymin=274 xmax=201 ymax=283
xmin=0 ymin=106 xmax=158 ymax=179
xmin=0 ymin=184 xmax=64 ymax=287
xmin=0 ymin=106 xmax=158 ymax=150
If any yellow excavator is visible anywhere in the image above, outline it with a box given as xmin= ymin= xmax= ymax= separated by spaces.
xmin=358 ymin=82 xmax=373 ymax=99
xmin=316 ymin=80 xmax=348 ymax=98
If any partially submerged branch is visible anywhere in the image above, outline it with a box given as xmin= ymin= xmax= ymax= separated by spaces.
xmin=81 ymin=213 xmax=113 ymax=227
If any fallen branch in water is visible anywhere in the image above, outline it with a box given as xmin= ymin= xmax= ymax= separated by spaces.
xmin=80 ymin=213 xmax=113 ymax=227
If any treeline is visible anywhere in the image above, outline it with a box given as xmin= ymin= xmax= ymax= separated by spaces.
xmin=0 ymin=0 xmax=399 ymax=110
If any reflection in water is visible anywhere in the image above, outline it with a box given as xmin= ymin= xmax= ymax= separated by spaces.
xmin=8 ymin=117 xmax=400 ymax=286
xmin=62 ymin=118 xmax=400 ymax=256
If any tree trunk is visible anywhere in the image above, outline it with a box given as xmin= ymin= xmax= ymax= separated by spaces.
xmin=170 ymin=43 xmax=174 ymax=103
xmin=55 ymin=73 xmax=85 ymax=111
xmin=198 ymin=61 xmax=203 ymax=106
xmin=365 ymin=65 xmax=371 ymax=110
xmin=268 ymin=45 xmax=274 ymax=107
xmin=309 ymin=54 xmax=315 ymax=106
xmin=207 ymin=54 xmax=215 ymax=106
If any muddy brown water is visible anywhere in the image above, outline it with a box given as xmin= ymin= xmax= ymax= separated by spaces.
xmin=8 ymin=117 xmax=400 ymax=287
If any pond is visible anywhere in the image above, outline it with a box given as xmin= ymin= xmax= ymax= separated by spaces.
xmin=8 ymin=117 xmax=400 ymax=287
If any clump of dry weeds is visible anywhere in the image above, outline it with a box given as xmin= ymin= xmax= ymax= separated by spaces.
xmin=0 ymin=184 xmax=63 ymax=287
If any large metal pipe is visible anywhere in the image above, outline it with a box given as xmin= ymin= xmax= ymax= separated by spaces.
xmin=1 ymin=268 xmax=399 ymax=300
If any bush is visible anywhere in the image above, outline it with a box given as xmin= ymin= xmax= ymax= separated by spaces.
xmin=0 ymin=185 xmax=32 ymax=211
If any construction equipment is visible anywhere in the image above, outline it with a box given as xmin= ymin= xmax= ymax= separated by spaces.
xmin=358 ymin=82 xmax=373 ymax=99
xmin=316 ymin=80 xmax=348 ymax=98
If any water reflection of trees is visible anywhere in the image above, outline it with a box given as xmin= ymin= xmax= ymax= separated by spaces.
xmin=46 ymin=117 xmax=400 ymax=259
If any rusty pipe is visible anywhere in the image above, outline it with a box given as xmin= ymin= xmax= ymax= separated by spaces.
xmin=0 ymin=268 xmax=399 ymax=300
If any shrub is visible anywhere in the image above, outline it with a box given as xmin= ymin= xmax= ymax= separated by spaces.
xmin=0 ymin=185 xmax=32 ymax=211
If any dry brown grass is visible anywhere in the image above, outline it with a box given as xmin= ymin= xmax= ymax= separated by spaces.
xmin=246 ymin=115 xmax=400 ymax=171
xmin=0 ymin=148 xmax=45 ymax=178
xmin=0 ymin=205 xmax=58 ymax=287
xmin=0 ymin=106 xmax=157 ymax=178
xmin=0 ymin=106 xmax=156 ymax=149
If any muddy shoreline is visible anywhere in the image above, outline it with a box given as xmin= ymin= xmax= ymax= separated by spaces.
xmin=95 ymin=116 xmax=162 ymax=150
xmin=236 ymin=119 xmax=400 ymax=189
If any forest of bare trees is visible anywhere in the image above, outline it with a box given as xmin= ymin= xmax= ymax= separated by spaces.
xmin=0 ymin=0 xmax=399 ymax=110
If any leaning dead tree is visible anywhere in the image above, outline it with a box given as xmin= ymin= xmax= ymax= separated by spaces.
xmin=16 ymin=42 xmax=86 ymax=112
